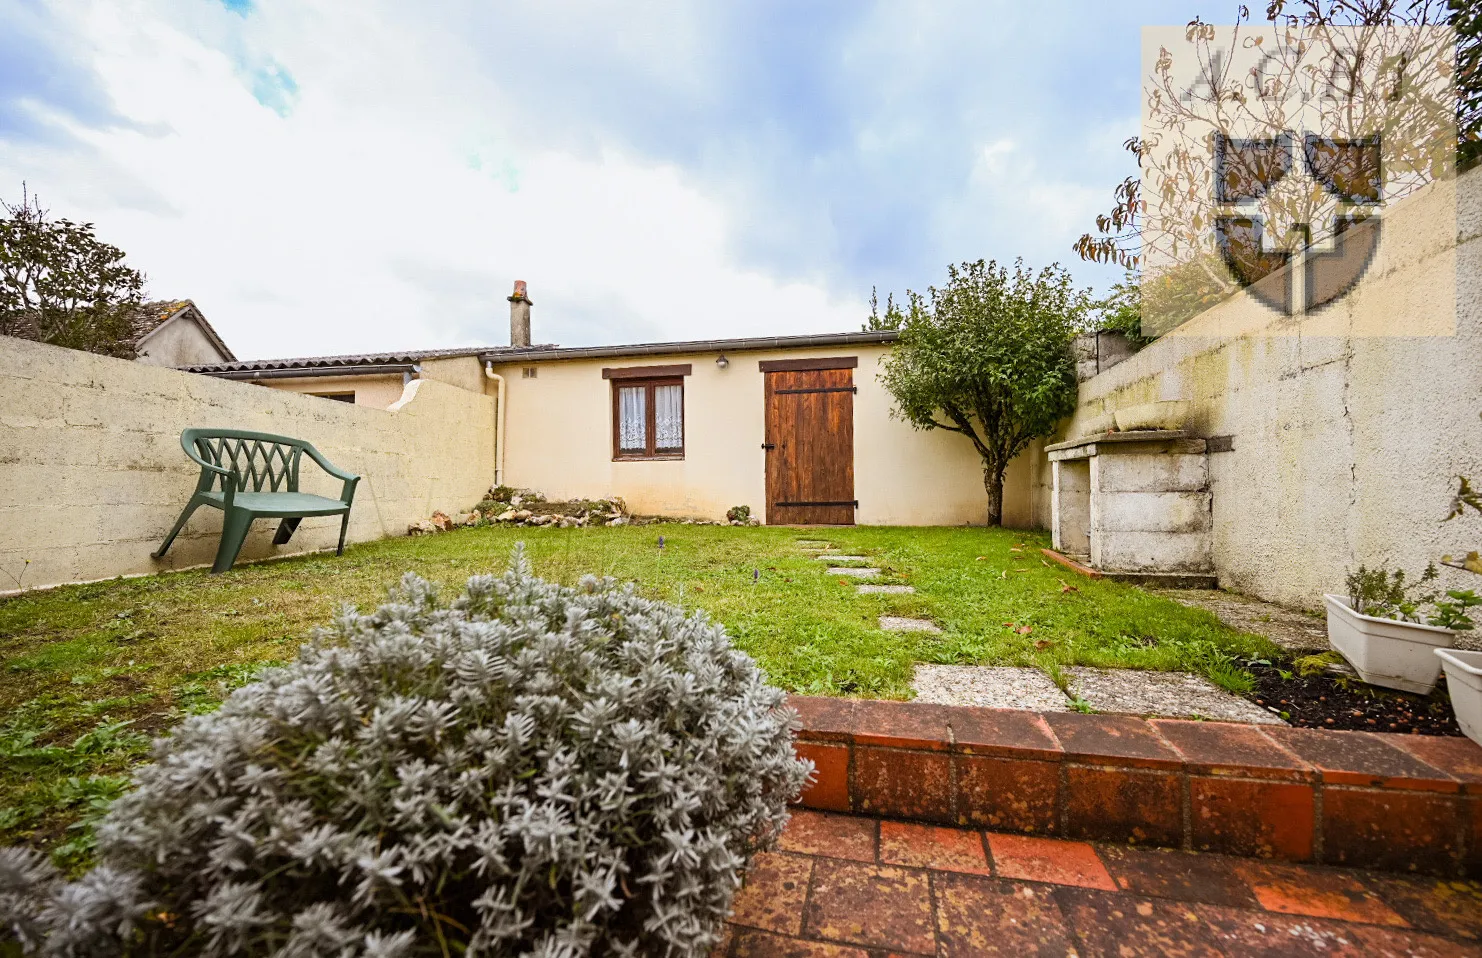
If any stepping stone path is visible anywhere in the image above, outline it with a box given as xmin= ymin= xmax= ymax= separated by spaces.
xmin=858 ymin=584 xmax=915 ymax=594
xmin=1065 ymin=666 xmax=1283 ymax=725
xmin=879 ymin=616 xmax=940 ymax=633
xmin=913 ymin=664 xmax=1071 ymax=711
xmin=814 ymin=555 xmax=872 ymax=563
xmin=827 ymin=567 xmax=881 ymax=577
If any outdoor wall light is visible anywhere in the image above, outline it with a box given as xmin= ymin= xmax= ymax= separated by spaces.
xmin=715 ymin=354 xmax=729 ymax=369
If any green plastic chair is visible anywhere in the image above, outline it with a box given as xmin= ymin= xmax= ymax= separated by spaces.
xmin=153 ymin=428 xmax=361 ymax=573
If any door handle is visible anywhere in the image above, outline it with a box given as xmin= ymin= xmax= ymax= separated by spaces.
xmin=761 ymin=443 xmax=776 ymax=450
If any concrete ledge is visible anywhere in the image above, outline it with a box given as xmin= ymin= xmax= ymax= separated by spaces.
xmin=788 ymin=696 xmax=1482 ymax=877
xmin=1100 ymin=571 xmax=1219 ymax=589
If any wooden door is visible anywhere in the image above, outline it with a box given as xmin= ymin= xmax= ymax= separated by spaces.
xmin=764 ymin=365 xmax=855 ymax=525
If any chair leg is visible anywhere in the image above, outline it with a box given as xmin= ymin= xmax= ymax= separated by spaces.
xmin=212 ymin=510 xmax=254 ymax=574
xmin=272 ymin=517 xmax=301 ymax=545
xmin=336 ymin=512 xmax=351 ymax=556
xmin=152 ymin=500 xmax=202 ymax=558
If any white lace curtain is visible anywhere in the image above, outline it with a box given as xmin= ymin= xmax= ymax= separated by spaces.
xmin=618 ymin=386 xmax=646 ymax=451
xmin=655 ymin=384 xmax=682 ymax=450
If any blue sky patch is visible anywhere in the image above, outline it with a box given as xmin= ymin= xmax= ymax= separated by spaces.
xmin=249 ymin=63 xmax=297 ymax=117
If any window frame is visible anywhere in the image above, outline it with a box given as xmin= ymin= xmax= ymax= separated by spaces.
xmin=611 ymin=377 xmax=686 ymax=461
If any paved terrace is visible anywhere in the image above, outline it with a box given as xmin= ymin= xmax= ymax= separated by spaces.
xmin=720 ymin=809 xmax=1482 ymax=956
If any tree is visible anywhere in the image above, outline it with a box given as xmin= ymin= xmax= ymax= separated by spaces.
xmin=862 ymin=287 xmax=905 ymax=331
xmin=879 ymin=259 xmax=1091 ymax=526
xmin=0 ymin=185 xmax=146 ymax=358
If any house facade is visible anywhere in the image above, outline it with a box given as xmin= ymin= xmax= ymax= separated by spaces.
xmin=185 ymin=289 xmax=1044 ymax=527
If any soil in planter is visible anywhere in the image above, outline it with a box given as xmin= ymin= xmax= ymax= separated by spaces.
xmin=1244 ymin=662 xmax=1462 ymax=736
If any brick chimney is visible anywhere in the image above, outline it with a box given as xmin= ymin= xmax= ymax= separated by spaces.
xmin=508 ymin=280 xmax=532 ymax=347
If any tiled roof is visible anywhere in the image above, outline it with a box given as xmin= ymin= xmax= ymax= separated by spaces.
xmin=136 ymin=299 xmax=237 ymax=362
xmin=184 ymin=344 xmax=540 ymax=375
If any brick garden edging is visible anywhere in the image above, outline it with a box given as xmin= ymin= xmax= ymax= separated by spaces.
xmin=788 ymin=696 xmax=1482 ymax=878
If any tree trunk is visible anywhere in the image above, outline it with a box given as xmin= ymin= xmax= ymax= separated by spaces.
xmin=982 ymin=460 xmax=1006 ymax=526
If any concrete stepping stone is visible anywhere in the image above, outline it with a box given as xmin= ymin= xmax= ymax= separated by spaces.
xmin=828 ymin=567 xmax=881 ymax=577
xmin=1065 ymin=667 xmax=1283 ymax=725
xmin=858 ymin=584 xmax=915 ymax=594
xmin=880 ymin=616 xmax=940 ymax=633
xmin=814 ymin=555 xmax=871 ymax=563
xmin=795 ymin=540 xmax=832 ymax=549
xmin=912 ymin=665 xmax=1071 ymax=711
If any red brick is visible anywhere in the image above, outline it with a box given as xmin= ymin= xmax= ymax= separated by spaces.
xmin=851 ymin=699 xmax=953 ymax=751
xmin=1320 ymin=787 xmax=1461 ymax=874
xmin=802 ymin=859 xmax=935 ymax=953
xmin=1098 ymin=845 xmax=1260 ymax=909
xmin=729 ymin=852 xmax=814 ymax=935
xmin=1363 ymin=874 xmax=1482 ymax=940
xmin=1057 ymin=888 xmax=1224 ymax=956
xmin=794 ymin=741 xmax=850 ymax=812
xmin=1264 ymin=727 xmax=1459 ymax=793
xmin=932 ymin=873 xmax=1079 ymax=956
xmin=1349 ymin=925 xmax=1482 ymax=957
xmin=1233 ymin=860 xmax=1410 ymax=926
xmin=878 ymin=820 xmax=990 ymax=875
xmin=787 ymin=695 xmax=857 ymax=743
xmin=945 ymin=706 xmax=1063 ymax=761
xmin=1044 ymin=712 xmax=1182 ymax=770
xmin=729 ymin=929 xmax=872 ymax=958
xmin=779 ymin=809 xmax=877 ymax=863
xmin=1189 ymin=777 xmax=1315 ymax=860
xmin=1468 ymin=798 xmax=1482 ymax=879
xmin=1153 ymin=720 xmax=1313 ymax=782
xmin=986 ymin=833 xmax=1117 ymax=891
xmin=954 ymin=754 xmax=1059 ymax=834
xmin=1390 ymin=735 xmax=1482 ymax=794
xmin=853 ymin=747 xmax=953 ymax=823
xmin=1196 ymin=903 xmax=1369 ymax=955
xmin=1062 ymin=765 xmax=1184 ymax=846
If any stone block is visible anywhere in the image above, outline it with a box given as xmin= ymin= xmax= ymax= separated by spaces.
xmin=1092 ymin=491 xmax=1212 ymax=534
xmin=1093 ymin=452 xmax=1208 ymax=493
xmin=1093 ymin=530 xmax=1214 ymax=573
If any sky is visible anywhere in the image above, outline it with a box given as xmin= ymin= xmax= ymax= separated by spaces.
xmin=0 ymin=0 xmax=1206 ymax=361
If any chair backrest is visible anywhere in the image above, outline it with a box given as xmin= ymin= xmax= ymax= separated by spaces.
xmin=185 ymin=429 xmax=305 ymax=493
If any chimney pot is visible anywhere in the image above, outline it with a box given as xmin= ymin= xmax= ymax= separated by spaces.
xmin=508 ymin=280 xmax=532 ymax=347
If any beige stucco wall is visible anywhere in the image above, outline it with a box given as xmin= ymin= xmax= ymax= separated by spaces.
xmin=1055 ymin=165 xmax=1481 ymax=608
xmin=135 ymin=314 xmax=231 ymax=367
xmin=488 ymin=344 xmax=1038 ymax=527
xmin=264 ymin=374 xmax=409 ymax=409
xmin=0 ymin=335 xmax=495 ymax=592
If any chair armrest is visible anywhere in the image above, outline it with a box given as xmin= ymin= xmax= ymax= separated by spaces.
xmin=179 ymin=434 xmax=237 ymax=503
xmin=301 ymin=443 xmax=361 ymax=502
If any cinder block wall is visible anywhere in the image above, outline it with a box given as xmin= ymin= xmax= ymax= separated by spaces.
xmin=1052 ymin=166 xmax=1482 ymax=609
xmin=0 ymin=336 xmax=496 ymax=592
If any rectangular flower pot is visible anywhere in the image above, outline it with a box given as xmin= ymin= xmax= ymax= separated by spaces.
xmin=1323 ymin=594 xmax=1455 ymax=694
xmin=1436 ymin=648 xmax=1482 ymax=745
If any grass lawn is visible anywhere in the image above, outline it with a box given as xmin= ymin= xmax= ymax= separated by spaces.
xmin=0 ymin=523 xmax=1278 ymax=862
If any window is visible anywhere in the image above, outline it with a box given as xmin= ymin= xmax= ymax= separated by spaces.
xmin=612 ymin=378 xmax=684 ymax=459
xmin=310 ymin=392 xmax=356 ymax=403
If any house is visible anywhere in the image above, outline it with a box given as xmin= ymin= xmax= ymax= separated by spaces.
xmin=184 ymin=283 xmax=1047 ymax=527
xmin=133 ymin=300 xmax=235 ymax=367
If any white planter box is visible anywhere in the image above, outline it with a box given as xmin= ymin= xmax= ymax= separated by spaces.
xmin=1323 ymin=594 xmax=1455 ymax=694
xmin=1436 ymin=648 xmax=1482 ymax=745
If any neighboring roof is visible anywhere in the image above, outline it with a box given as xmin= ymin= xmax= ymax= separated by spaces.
xmin=135 ymin=299 xmax=237 ymax=362
xmin=481 ymin=330 xmax=900 ymax=364
xmin=184 ymin=344 xmax=539 ymax=380
xmin=185 ymin=330 xmax=899 ymax=381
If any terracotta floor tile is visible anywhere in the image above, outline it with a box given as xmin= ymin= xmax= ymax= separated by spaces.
xmin=728 ymin=928 xmax=874 ymax=958
xmin=986 ymin=833 xmax=1117 ymax=891
xmin=1263 ymin=727 xmax=1457 ymax=792
xmin=1043 ymin=712 xmax=1183 ymax=770
xmin=1057 ymin=888 xmax=1223 ymax=957
xmin=780 ymin=810 xmax=877 ymax=863
xmin=1097 ymin=844 xmax=1261 ymax=909
xmin=1196 ymin=904 xmax=1369 ymax=956
xmin=1364 ymin=875 xmax=1482 ymax=940
xmin=878 ymin=821 xmax=991 ymax=875
xmin=729 ymin=852 xmax=814 ymax=936
xmin=1348 ymin=926 xmax=1482 ymax=958
xmin=1233 ymin=860 xmax=1410 ymax=927
xmin=932 ymin=873 xmax=1078 ymax=956
xmin=802 ymin=859 xmax=935 ymax=954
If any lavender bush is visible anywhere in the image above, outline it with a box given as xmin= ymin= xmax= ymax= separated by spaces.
xmin=0 ymin=546 xmax=809 ymax=957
